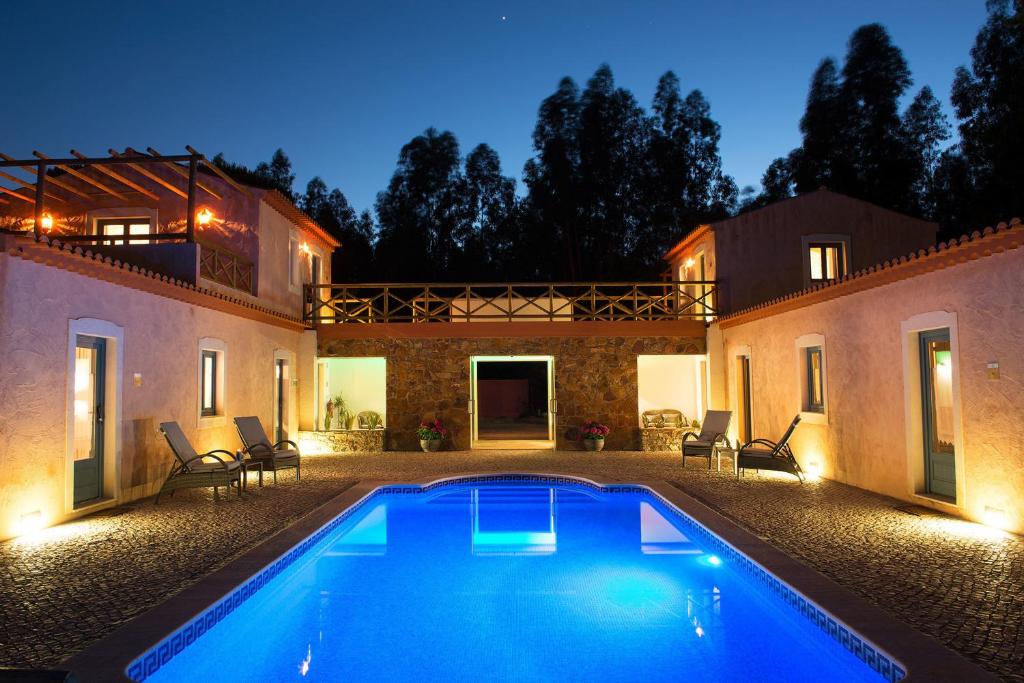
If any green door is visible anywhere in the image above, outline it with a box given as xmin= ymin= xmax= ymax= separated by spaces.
xmin=73 ymin=335 xmax=106 ymax=505
xmin=920 ymin=329 xmax=956 ymax=500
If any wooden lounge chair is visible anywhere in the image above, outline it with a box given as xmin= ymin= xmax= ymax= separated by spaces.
xmin=736 ymin=415 xmax=804 ymax=482
xmin=681 ymin=410 xmax=732 ymax=469
xmin=157 ymin=421 xmax=242 ymax=503
xmin=234 ymin=416 xmax=301 ymax=483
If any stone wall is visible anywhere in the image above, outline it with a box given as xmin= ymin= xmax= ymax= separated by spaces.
xmin=640 ymin=428 xmax=688 ymax=452
xmin=296 ymin=429 xmax=384 ymax=454
xmin=319 ymin=334 xmax=704 ymax=451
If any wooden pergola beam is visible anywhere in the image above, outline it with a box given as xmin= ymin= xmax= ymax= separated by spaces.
xmin=107 ymin=149 xmax=188 ymax=199
xmin=0 ymin=152 xmax=92 ymax=200
xmin=32 ymin=151 xmax=128 ymax=200
xmin=0 ymin=185 xmax=35 ymax=203
xmin=70 ymin=149 xmax=160 ymax=201
xmin=0 ymin=169 xmax=65 ymax=203
xmin=142 ymin=147 xmax=222 ymax=199
xmin=185 ymin=145 xmax=252 ymax=197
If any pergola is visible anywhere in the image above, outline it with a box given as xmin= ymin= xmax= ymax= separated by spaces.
xmin=0 ymin=146 xmax=251 ymax=241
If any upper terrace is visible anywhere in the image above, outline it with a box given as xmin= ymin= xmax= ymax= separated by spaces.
xmin=0 ymin=148 xmax=337 ymax=319
xmin=304 ymin=280 xmax=718 ymax=338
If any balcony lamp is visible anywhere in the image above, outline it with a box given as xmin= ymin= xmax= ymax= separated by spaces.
xmin=684 ymin=257 xmax=695 ymax=269
xmin=196 ymin=208 xmax=214 ymax=226
xmin=40 ymin=213 xmax=54 ymax=232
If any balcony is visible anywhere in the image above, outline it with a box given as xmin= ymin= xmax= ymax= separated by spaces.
xmin=304 ymin=281 xmax=718 ymax=324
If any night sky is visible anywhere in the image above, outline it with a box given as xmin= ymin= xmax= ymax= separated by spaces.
xmin=3 ymin=1 xmax=986 ymax=213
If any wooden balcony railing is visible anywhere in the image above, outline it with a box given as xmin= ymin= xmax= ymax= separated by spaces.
xmin=199 ymin=241 xmax=254 ymax=294
xmin=304 ymin=281 xmax=717 ymax=324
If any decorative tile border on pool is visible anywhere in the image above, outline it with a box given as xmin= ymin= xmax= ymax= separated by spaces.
xmin=126 ymin=474 xmax=904 ymax=683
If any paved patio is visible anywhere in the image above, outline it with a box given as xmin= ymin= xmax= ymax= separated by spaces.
xmin=1 ymin=450 xmax=1021 ymax=681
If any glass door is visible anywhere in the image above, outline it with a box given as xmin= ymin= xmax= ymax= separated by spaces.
xmin=73 ymin=335 xmax=106 ymax=505
xmin=920 ymin=329 xmax=956 ymax=500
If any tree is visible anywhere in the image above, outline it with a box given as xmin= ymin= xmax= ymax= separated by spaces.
xmin=790 ymin=58 xmax=846 ymax=193
xmin=901 ymin=86 xmax=950 ymax=218
xmin=945 ymin=0 xmax=1024 ymax=230
xmin=739 ymin=157 xmax=794 ymax=213
xmin=645 ymin=71 xmax=736 ymax=263
xmin=374 ymin=128 xmax=469 ymax=281
xmin=213 ymin=149 xmax=297 ymax=199
xmin=299 ymin=178 xmax=376 ymax=281
xmin=255 ymin=149 xmax=296 ymax=199
xmin=522 ymin=76 xmax=583 ymax=279
xmin=460 ymin=144 xmax=518 ymax=279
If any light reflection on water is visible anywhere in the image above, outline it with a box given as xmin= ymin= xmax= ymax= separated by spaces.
xmin=144 ymin=484 xmax=883 ymax=683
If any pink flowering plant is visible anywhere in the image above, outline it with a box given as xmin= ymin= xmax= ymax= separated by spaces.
xmin=416 ymin=418 xmax=450 ymax=441
xmin=579 ymin=420 xmax=611 ymax=441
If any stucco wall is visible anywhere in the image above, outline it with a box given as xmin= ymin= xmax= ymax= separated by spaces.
xmin=670 ymin=191 xmax=937 ymax=315
xmin=714 ymin=247 xmax=1024 ymax=533
xmin=319 ymin=335 xmax=705 ymax=451
xmin=257 ymin=203 xmax=330 ymax=318
xmin=0 ymin=254 xmax=308 ymax=540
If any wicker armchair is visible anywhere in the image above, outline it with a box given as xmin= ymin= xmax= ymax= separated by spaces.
xmin=234 ymin=416 xmax=301 ymax=483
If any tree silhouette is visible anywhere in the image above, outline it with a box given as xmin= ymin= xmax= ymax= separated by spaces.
xmin=937 ymin=0 xmax=1024 ymax=231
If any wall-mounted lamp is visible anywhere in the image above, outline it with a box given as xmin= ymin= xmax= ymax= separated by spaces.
xmin=684 ymin=257 xmax=695 ymax=269
xmin=299 ymin=242 xmax=312 ymax=256
xmin=196 ymin=208 xmax=214 ymax=227
xmin=40 ymin=213 xmax=54 ymax=232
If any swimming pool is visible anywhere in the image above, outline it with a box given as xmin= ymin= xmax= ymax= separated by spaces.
xmin=129 ymin=476 xmax=902 ymax=682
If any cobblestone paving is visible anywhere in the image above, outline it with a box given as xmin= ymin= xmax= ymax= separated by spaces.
xmin=1 ymin=451 xmax=1021 ymax=682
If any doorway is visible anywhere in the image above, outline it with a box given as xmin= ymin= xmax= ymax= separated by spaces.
xmin=73 ymin=335 xmax=106 ymax=506
xmin=919 ymin=329 xmax=956 ymax=500
xmin=274 ymin=358 xmax=289 ymax=443
xmin=735 ymin=355 xmax=752 ymax=444
xmin=470 ymin=356 xmax=555 ymax=449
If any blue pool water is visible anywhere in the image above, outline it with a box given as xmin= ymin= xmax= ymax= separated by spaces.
xmin=139 ymin=482 xmax=890 ymax=682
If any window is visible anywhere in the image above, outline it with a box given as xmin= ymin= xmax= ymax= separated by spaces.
xmin=808 ymin=242 xmax=844 ymax=282
xmin=197 ymin=338 xmax=227 ymax=425
xmin=795 ymin=334 xmax=827 ymax=423
xmin=804 ymin=346 xmax=824 ymax=413
xmin=200 ymin=350 xmax=218 ymax=416
xmin=96 ymin=217 xmax=152 ymax=245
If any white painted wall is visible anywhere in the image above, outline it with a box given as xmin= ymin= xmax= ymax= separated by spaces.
xmin=637 ymin=355 xmax=704 ymax=425
xmin=321 ymin=358 xmax=387 ymax=427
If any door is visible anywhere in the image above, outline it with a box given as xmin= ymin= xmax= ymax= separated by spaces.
xmin=920 ymin=329 xmax=956 ymax=499
xmin=470 ymin=356 xmax=555 ymax=449
xmin=274 ymin=358 xmax=289 ymax=443
xmin=735 ymin=355 xmax=752 ymax=444
xmin=73 ymin=335 xmax=106 ymax=505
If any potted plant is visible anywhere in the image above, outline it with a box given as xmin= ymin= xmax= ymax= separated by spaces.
xmin=332 ymin=395 xmax=349 ymax=431
xmin=416 ymin=418 xmax=449 ymax=452
xmin=323 ymin=399 xmax=333 ymax=431
xmin=579 ymin=420 xmax=610 ymax=451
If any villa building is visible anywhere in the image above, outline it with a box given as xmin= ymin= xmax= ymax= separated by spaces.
xmin=0 ymin=149 xmax=1020 ymax=540
xmin=0 ymin=149 xmax=337 ymax=539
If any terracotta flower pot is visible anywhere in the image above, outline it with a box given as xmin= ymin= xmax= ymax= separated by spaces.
xmin=420 ymin=439 xmax=442 ymax=452
xmin=583 ymin=438 xmax=605 ymax=452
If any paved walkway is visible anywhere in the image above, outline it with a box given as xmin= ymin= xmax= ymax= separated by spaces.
xmin=1 ymin=451 xmax=1021 ymax=681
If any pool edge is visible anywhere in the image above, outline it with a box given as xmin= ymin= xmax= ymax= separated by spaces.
xmin=60 ymin=473 xmax=997 ymax=683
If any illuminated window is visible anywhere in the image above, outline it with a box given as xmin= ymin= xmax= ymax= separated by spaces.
xmin=96 ymin=218 xmax=152 ymax=245
xmin=200 ymin=350 xmax=218 ymax=416
xmin=804 ymin=346 xmax=824 ymax=413
xmin=808 ymin=242 xmax=845 ymax=282
xmin=198 ymin=339 xmax=227 ymax=423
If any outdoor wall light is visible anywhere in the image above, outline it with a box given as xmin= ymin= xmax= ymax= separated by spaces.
xmin=982 ymin=505 xmax=1008 ymax=531
xmin=17 ymin=509 xmax=43 ymax=536
xmin=684 ymin=257 xmax=695 ymax=269
xmin=196 ymin=208 xmax=214 ymax=226
xmin=39 ymin=213 xmax=54 ymax=232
